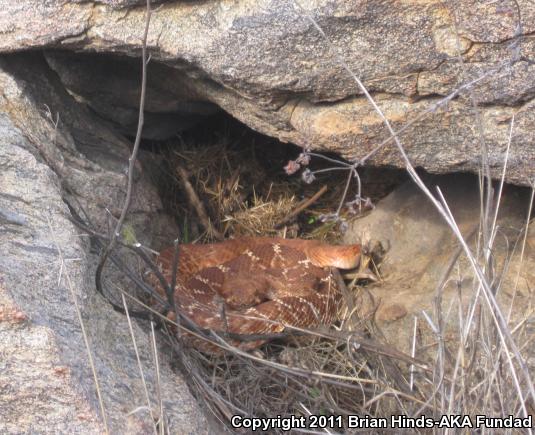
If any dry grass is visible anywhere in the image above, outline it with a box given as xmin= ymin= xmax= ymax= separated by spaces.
xmin=150 ymin=125 xmax=402 ymax=245
xmin=221 ymin=191 xmax=297 ymax=237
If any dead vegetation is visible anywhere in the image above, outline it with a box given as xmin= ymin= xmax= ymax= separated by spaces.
xmin=148 ymin=116 xmax=404 ymax=245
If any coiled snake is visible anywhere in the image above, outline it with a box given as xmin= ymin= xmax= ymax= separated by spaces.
xmin=152 ymin=237 xmax=361 ymax=351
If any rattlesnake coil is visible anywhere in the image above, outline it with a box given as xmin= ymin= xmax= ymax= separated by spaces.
xmin=152 ymin=237 xmax=361 ymax=351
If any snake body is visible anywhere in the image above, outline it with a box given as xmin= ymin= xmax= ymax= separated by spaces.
xmin=153 ymin=237 xmax=361 ymax=351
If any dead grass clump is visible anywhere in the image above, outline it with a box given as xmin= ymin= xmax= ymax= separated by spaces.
xmin=156 ymin=126 xmax=399 ymax=243
xmin=221 ymin=190 xmax=297 ymax=237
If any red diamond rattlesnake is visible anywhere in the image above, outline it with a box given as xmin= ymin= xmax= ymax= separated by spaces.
xmin=152 ymin=237 xmax=361 ymax=351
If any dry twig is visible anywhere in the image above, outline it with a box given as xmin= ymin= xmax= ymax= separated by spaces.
xmin=274 ymin=185 xmax=328 ymax=229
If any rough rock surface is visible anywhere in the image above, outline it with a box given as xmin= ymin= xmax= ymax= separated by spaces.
xmin=1 ymin=0 xmax=534 ymax=185
xmin=344 ymin=174 xmax=535 ymax=350
xmin=0 ymin=54 xmax=208 ymax=433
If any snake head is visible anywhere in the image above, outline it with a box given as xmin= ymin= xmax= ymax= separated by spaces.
xmin=308 ymin=243 xmax=361 ymax=269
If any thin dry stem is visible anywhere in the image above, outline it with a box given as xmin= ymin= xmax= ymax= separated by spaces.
xmin=47 ymin=217 xmax=109 ymax=433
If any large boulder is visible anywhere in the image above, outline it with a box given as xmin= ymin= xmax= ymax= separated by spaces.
xmin=344 ymin=174 xmax=535 ymax=350
xmin=1 ymin=0 xmax=534 ymax=184
xmin=0 ymin=53 xmax=208 ymax=433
